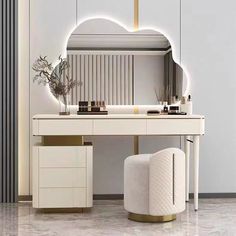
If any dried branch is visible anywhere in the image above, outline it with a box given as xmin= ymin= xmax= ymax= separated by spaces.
xmin=32 ymin=55 xmax=82 ymax=98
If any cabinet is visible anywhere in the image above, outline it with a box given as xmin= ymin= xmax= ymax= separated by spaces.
xmin=33 ymin=146 xmax=93 ymax=208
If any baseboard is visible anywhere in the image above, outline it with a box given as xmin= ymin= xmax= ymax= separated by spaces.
xmin=17 ymin=194 xmax=124 ymax=202
xmin=189 ymin=193 xmax=236 ymax=198
xmin=93 ymin=194 xmax=124 ymax=200
xmin=18 ymin=193 xmax=236 ymax=202
xmin=95 ymin=193 xmax=236 ymax=200
xmin=18 ymin=195 xmax=32 ymax=201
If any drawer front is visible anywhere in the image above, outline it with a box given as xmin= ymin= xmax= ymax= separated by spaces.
xmin=39 ymin=147 xmax=86 ymax=168
xmin=147 ymin=119 xmax=205 ymax=135
xmin=37 ymin=120 xmax=93 ymax=135
xmin=93 ymin=119 xmax=146 ymax=135
xmin=39 ymin=168 xmax=86 ymax=188
xmin=39 ymin=188 xmax=86 ymax=208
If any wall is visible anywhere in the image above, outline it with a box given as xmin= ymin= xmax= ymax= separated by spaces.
xmin=182 ymin=0 xmax=236 ymax=192
xmin=19 ymin=0 xmax=30 ymax=195
xmin=19 ymin=0 xmax=236 ymax=195
xmin=0 ymin=0 xmax=18 ymax=202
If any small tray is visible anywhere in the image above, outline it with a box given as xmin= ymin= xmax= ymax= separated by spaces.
xmin=77 ymin=111 xmax=108 ymax=115
xmin=167 ymin=112 xmax=187 ymax=115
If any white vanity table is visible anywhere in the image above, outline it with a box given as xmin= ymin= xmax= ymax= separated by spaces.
xmin=32 ymin=114 xmax=205 ymax=210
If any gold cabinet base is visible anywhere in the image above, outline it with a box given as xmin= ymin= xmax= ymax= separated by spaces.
xmin=128 ymin=212 xmax=176 ymax=223
xmin=42 ymin=136 xmax=84 ymax=146
xmin=36 ymin=208 xmax=92 ymax=214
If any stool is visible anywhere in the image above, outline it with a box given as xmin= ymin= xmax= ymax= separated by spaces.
xmin=124 ymin=148 xmax=185 ymax=222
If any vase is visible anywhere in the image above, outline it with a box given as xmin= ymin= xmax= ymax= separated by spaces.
xmin=58 ymin=95 xmax=70 ymax=115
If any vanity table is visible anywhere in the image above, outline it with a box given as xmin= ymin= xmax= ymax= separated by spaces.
xmin=32 ymin=114 xmax=205 ymax=210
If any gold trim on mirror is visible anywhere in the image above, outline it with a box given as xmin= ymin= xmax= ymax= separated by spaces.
xmin=134 ymin=0 xmax=139 ymax=30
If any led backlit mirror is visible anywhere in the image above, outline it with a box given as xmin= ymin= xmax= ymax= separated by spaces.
xmin=53 ymin=19 xmax=187 ymax=105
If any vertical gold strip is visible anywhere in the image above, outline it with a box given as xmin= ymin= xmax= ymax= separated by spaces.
xmin=134 ymin=0 xmax=139 ymax=152
xmin=134 ymin=136 xmax=139 ymax=155
xmin=134 ymin=0 xmax=139 ymax=31
xmin=173 ymin=153 xmax=175 ymax=205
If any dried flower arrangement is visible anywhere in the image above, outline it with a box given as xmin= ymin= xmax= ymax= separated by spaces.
xmin=32 ymin=55 xmax=82 ymax=114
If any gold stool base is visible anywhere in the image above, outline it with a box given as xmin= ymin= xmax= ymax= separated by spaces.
xmin=128 ymin=212 xmax=176 ymax=223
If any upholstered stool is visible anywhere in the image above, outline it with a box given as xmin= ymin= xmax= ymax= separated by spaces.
xmin=124 ymin=148 xmax=185 ymax=222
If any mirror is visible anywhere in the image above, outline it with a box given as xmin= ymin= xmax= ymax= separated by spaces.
xmin=53 ymin=19 xmax=187 ymax=105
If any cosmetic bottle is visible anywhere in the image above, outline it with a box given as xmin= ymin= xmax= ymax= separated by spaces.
xmin=101 ymin=101 xmax=106 ymax=112
xmin=162 ymin=102 xmax=168 ymax=114
xmin=187 ymin=95 xmax=193 ymax=115
xmin=180 ymin=95 xmax=193 ymax=115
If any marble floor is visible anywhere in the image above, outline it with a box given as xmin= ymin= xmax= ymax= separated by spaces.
xmin=0 ymin=199 xmax=236 ymax=236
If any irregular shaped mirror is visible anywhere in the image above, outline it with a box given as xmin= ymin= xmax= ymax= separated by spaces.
xmin=53 ymin=19 xmax=187 ymax=105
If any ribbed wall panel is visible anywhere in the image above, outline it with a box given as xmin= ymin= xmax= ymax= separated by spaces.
xmin=0 ymin=0 xmax=18 ymax=202
xmin=66 ymin=55 xmax=133 ymax=105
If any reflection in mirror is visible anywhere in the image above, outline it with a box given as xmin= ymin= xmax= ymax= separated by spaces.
xmin=53 ymin=19 xmax=186 ymax=105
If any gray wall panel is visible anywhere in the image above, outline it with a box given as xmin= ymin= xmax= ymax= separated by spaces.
xmin=0 ymin=0 xmax=18 ymax=203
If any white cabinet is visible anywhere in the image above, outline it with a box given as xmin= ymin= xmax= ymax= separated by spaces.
xmin=33 ymin=146 xmax=93 ymax=208
xmin=33 ymin=120 xmax=93 ymax=136
xmin=39 ymin=188 xmax=86 ymax=208
xmin=147 ymin=119 xmax=205 ymax=135
xmin=93 ymin=119 xmax=146 ymax=135
xmin=39 ymin=168 xmax=86 ymax=188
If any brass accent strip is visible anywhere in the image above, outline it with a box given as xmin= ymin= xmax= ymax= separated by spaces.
xmin=173 ymin=153 xmax=175 ymax=205
xmin=134 ymin=0 xmax=139 ymax=31
xmin=134 ymin=136 xmax=139 ymax=154
xmin=36 ymin=208 xmax=91 ymax=214
xmin=42 ymin=136 xmax=84 ymax=146
xmin=128 ymin=212 xmax=176 ymax=223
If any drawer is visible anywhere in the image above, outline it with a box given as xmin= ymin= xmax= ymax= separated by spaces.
xmin=147 ymin=119 xmax=205 ymax=135
xmin=39 ymin=168 xmax=86 ymax=188
xmin=93 ymin=119 xmax=146 ymax=135
xmin=39 ymin=147 xmax=86 ymax=168
xmin=36 ymin=120 xmax=93 ymax=135
xmin=39 ymin=188 xmax=86 ymax=208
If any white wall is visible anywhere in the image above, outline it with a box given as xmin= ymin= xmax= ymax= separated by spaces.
xmin=19 ymin=0 xmax=30 ymax=195
xmin=139 ymin=0 xmax=181 ymax=64
xmin=182 ymin=0 xmax=236 ymax=192
xmin=19 ymin=0 xmax=236 ymax=195
xmin=77 ymin=0 xmax=134 ymax=30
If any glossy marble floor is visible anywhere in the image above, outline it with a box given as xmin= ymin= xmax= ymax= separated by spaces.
xmin=0 ymin=199 xmax=236 ymax=236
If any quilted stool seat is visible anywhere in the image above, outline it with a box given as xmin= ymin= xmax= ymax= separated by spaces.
xmin=124 ymin=148 xmax=185 ymax=222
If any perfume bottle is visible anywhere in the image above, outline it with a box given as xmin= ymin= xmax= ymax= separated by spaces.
xmin=101 ymin=101 xmax=106 ymax=112
xmin=162 ymin=102 xmax=168 ymax=114
xmin=180 ymin=95 xmax=193 ymax=115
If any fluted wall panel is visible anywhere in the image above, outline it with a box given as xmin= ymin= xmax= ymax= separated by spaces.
xmin=0 ymin=0 xmax=18 ymax=202
xmin=66 ymin=54 xmax=133 ymax=105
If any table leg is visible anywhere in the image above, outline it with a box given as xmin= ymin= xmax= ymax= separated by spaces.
xmin=185 ymin=136 xmax=190 ymax=202
xmin=193 ymin=136 xmax=200 ymax=211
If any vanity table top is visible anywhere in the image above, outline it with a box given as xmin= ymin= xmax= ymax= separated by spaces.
xmin=33 ymin=114 xmax=205 ymax=120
